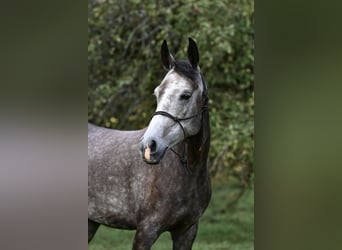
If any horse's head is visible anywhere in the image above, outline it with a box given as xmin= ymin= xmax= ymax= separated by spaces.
xmin=140 ymin=38 xmax=208 ymax=164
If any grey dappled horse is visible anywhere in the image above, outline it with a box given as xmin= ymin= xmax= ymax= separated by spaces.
xmin=88 ymin=38 xmax=211 ymax=250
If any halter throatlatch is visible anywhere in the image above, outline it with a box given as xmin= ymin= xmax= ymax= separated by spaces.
xmin=151 ymin=104 xmax=208 ymax=175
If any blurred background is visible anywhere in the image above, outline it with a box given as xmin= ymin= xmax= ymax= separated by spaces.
xmin=1 ymin=0 xmax=341 ymax=249
xmin=88 ymin=0 xmax=254 ymax=249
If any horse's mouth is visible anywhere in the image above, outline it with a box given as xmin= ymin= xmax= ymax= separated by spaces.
xmin=143 ymin=157 xmax=160 ymax=165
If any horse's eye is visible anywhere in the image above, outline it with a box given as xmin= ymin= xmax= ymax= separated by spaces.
xmin=180 ymin=92 xmax=192 ymax=101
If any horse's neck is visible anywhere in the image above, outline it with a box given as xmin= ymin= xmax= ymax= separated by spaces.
xmin=186 ymin=112 xmax=210 ymax=172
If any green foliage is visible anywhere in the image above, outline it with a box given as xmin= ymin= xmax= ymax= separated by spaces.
xmin=88 ymin=0 xmax=254 ymax=182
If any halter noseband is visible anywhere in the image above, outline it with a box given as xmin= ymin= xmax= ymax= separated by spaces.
xmin=152 ymin=109 xmax=204 ymax=140
xmin=151 ymin=96 xmax=208 ymax=174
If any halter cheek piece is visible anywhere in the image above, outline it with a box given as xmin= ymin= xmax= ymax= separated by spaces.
xmin=151 ymin=95 xmax=208 ymax=174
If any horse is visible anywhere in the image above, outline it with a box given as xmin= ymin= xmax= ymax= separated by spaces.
xmin=88 ymin=38 xmax=211 ymax=250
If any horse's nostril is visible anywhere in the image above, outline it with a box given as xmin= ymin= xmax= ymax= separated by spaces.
xmin=149 ymin=140 xmax=157 ymax=153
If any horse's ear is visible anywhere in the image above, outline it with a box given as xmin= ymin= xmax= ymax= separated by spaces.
xmin=187 ymin=38 xmax=199 ymax=69
xmin=161 ymin=40 xmax=175 ymax=70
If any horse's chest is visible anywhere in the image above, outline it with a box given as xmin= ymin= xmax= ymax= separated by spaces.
xmin=150 ymin=180 xmax=210 ymax=225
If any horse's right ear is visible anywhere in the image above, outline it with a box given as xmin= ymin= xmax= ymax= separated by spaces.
xmin=161 ymin=40 xmax=175 ymax=70
xmin=188 ymin=38 xmax=199 ymax=69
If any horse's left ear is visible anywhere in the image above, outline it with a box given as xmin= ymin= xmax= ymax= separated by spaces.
xmin=187 ymin=38 xmax=199 ymax=69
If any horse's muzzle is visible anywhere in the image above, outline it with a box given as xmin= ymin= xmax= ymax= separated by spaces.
xmin=140 ymin=139 xmax=167 ymax=165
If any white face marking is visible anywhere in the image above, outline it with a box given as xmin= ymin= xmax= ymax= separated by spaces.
xmin=142 ymin=70 xmax=203 ymax=149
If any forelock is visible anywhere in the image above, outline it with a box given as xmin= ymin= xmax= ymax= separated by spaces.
xmin=173 ymin=60 xmax=199 ymax=83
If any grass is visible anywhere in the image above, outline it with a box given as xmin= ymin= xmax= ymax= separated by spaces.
xmin=89 ymin=179 xmax=254 ymax=250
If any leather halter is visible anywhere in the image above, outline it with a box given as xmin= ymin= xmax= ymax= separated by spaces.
xmin=151 ymin=92 xmax=208 ymax=174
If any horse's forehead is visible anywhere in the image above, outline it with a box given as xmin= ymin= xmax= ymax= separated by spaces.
xmin=155 ymin=71 xmax=198 ymax=97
